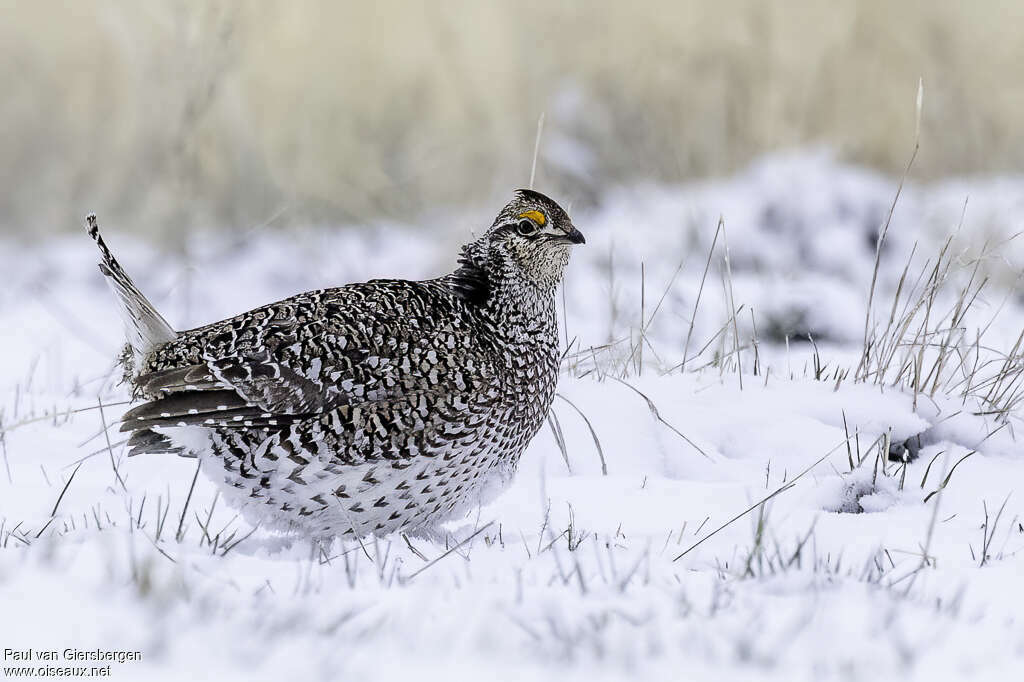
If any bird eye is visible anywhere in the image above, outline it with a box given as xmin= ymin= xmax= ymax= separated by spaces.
xmin=516 ymin=219 xmax=537 ymax=236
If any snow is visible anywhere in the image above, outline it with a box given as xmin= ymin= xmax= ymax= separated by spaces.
xmin=2 ymin=152 xmax=1023 ymax=680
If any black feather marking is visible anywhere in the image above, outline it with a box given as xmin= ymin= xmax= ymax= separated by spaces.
xmin=205 ymin=351 xmax=327 ymax=414
xmin=137 ymin=364 xmax=221 ymax=394
xmin=122 ymin=390 xmax=248 ymax=423
xmin=448 ymin=246 xmax=490 ymax=305
xmin=119 ymin=387 xmax=303 ymax=431
xmin=513 ymin=188 xmax=558 ymax=204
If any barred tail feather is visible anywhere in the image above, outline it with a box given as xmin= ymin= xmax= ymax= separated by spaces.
xmin=85 ymin=214 xmax=177 ymax=366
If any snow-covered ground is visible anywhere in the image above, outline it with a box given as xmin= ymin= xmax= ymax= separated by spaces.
xmin=1 ymin=152 xmax=1022 ymax=681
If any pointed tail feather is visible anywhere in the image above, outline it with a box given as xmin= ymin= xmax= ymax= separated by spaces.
xmin=85 ymin=214 xmax=177 ymax=363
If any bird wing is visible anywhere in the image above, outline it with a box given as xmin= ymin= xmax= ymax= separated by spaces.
xmin=120 ymin=282 xmax=499 ymax=434
xmin=123 ymin=351 xmax=329 ymax=430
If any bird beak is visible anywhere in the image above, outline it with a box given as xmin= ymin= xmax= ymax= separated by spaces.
xmin=562 ymin=226 xmax=586 ymax=245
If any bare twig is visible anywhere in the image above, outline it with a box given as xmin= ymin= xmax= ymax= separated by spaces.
xmin=404 ymin=521 xmax=494 ymax=580
xmin=674 ymin=439 xmax=849 ymax=561
xmin=681 ymin=218 xmax=722 ymax=372
xmin=554 ymin=394 xmax=607 ymax=475
xmin=529 ymin=112 xmax=545 ymax=189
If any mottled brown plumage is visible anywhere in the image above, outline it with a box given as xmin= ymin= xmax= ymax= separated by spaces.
xmin=87 ymin=190 xmax=584 ymax=539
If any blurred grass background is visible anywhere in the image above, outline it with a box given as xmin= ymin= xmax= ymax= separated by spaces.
xmin=2 ymin=0 xmax=1022 ymax=237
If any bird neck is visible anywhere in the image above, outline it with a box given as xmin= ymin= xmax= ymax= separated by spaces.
xmin=485 ymin=273 xmax=558 ymax=334
xmin=446 ymin=243 xmax=559 ymax=339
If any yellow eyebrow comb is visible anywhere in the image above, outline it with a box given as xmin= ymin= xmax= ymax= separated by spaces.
xmin=517 ymin=210 xmax=546 ymax=226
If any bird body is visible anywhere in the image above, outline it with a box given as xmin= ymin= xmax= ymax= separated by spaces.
xmin=87 ymin=191 xmax=584 ymax=539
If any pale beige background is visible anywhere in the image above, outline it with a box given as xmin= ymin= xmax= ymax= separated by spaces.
xmin=2 ymin=0 xmax=1020 ymax=236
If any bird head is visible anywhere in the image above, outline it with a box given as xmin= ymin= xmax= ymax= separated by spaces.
xmin=450 ymin=190 xmax=584 ymax=304
xmin=482 ymin=189 xmax=585 ymax=288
